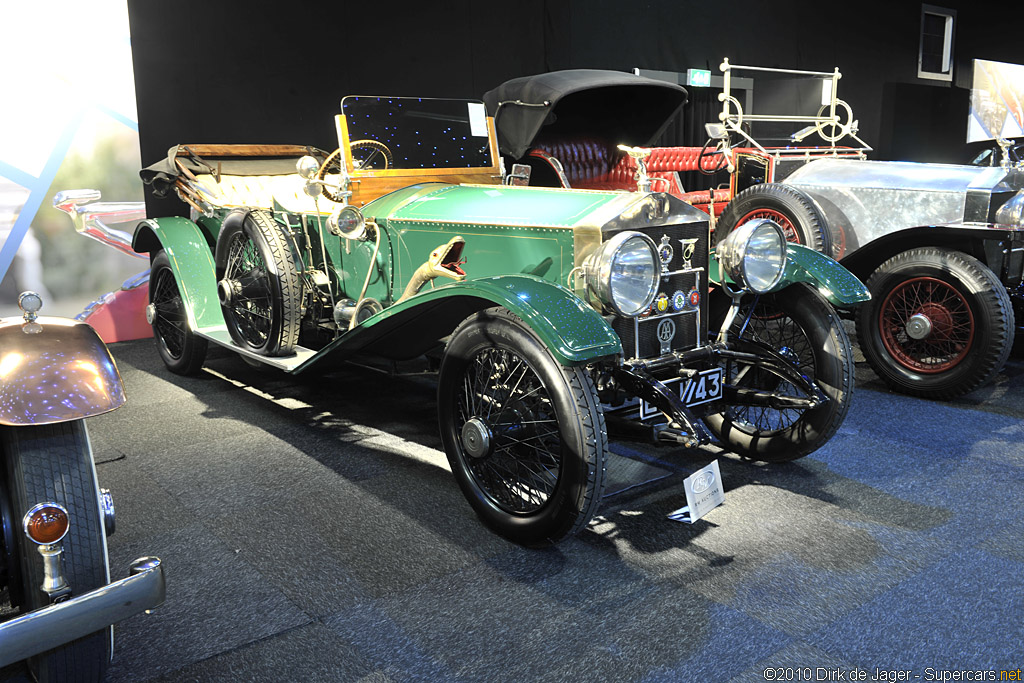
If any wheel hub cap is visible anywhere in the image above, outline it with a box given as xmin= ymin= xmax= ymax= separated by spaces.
xmin=217 ymin=279 xmax=241 ymax=305
xmin=145 ymin=303 xmax=157 ymax=325
xmin=777 ymin=345 xmax=800 ymax=365
xmin=461 ymin=417 xmax=492 ymax=459
xmin=904 ymin=312 xmax=933 ymax=340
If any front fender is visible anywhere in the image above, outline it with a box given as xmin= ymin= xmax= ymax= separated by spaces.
xmin=0 ymin=317 xmax=125 ymax=426
xmin=133 ymin=217 xmax=221 ymax=330
xmin=711 ymin=243 xmax=870 ymax=308
xmin=296 ymin=274 xmax=622 ymax=371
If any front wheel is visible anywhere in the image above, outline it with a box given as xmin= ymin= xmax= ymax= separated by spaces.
xmin=856 ymin=247 xmax=1014 ymax=399
xmin=437 ymin=308 xmax=607 ymax=546
xmin=704 ymin=284 xmax=854 ymax=461
xmin=149 ymin=250 xmax=208 ymax=374
xmin=2 ymin=421 xmax=111 ymax=682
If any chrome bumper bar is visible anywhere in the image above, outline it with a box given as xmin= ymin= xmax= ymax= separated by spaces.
xmin=0 ymin=557 xmax=165 ymax=667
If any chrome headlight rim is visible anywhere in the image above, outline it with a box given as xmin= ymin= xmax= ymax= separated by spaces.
xmin=328 ymin=205 xmax=368 ymax=241
xmin=584 ymin=231 xmax=660 ymax=317
xmin=717 ymin=218 xmax=788 ymax=294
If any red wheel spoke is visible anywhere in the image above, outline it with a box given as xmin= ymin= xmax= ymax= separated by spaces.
xmin=878 ymin=276 xmax=974 ymax=373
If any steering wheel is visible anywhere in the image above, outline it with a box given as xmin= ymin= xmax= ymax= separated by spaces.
xmin=697 ymin=137 xmax=730 ymax=176
xmin=350 ymin=139 xmax=394 ymax=170
xmin=814 ymin=99 xmax=855 ymax=143
xmin=317 ymin=140 xmax=395 ymax=201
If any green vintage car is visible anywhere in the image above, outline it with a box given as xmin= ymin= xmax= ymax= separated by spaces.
xmin=135 ymin=94 xmax=868 ymax=546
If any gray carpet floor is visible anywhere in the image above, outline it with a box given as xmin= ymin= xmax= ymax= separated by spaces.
xmin=2 ymin=335 xmax=1022 ymax=682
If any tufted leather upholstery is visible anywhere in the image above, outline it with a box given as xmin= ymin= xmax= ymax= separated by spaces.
xmin=531 ymin=137 xmax=619 ymax=185
xmin=190 ymin=173 xmax=336 ymax=214
xmin=647 ymin=146 xmax=711 ymax=173
xmin=530 ymin=138 xmax=730 ymax=214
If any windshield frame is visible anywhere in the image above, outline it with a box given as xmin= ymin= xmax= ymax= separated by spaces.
xmin=337 ymin=96 xmax=501 ymax=179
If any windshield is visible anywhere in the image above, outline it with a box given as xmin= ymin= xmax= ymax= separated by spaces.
xmin=341 ymin=96 xmax=493 ymax=170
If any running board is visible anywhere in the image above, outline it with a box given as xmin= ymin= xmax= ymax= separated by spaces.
xmin=197 ymin=327 xmax=318 ymax=372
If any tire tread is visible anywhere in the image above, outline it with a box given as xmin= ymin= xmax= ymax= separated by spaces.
xmin=856 ymin=246 xmax=1013 ymax=399
xmin=715 ymin=183 xmax=831 ymax=254
xmin=442 ymin=307 xmax=607 ymax=545
xmin=2 ymin=422 xmax=110 ymax=681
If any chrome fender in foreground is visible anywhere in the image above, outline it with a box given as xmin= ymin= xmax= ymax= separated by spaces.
xmin=0 ymin=557 xmax=165 ymax=668
xmin=0 ymin=317 xmax=125 ymax=426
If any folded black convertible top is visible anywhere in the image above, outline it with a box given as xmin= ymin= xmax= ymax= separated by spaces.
xmin=482 ymin=69 xmax=688 ymax=159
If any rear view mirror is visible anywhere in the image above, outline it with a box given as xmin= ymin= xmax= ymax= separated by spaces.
xmin=507 ymin=163 xmax=532 ymax=186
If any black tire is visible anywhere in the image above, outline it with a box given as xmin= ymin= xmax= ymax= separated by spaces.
xmin=149 ymin=250 xmax=208 ymax=375
xmin=2 ymin=421 xmax=111 ymax=682
xmin=855 ymin=247 xmax=1014 ymax=399
xmin=704 ymin=284 xmax=854 ymax=461
xmin=437 ymin=308 xmax=607 ymax=546
xmin=215 ymin=209 xmax=302 ymax=356
xmin=714 ymin=183 xmax=831 ymax=255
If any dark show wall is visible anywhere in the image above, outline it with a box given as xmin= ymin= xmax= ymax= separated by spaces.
xmin=127 ymin=0 xmax=550 ymax=216
xmin=129 ymin=1 xmax=1024 ymax=214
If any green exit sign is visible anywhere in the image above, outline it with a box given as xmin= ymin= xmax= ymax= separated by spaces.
xmin=687 ymin=69 xmax=712 ymax=88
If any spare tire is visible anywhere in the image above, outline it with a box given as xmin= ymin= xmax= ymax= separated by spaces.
xmin=214 ymin=208 xmax=302 ymax=356
xmin=714 ymin=183 xmax=831 ymax=255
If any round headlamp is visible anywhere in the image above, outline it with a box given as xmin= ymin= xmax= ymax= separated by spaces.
xmin=583 ymin=231 xmax=660 ymax=316
xmin=716 ymin=219 xmax=787 ymax=293
xmin=295 ymin=155 xmax=321 ymax=180
xmin=328 ymin=205 xmax=368 ymax=241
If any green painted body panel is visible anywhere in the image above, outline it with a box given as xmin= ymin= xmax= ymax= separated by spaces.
xmin=310 ymin=183 xmax=614 ymax=305
xmin=362 ymin=184 xmax=617 ymax=301
xmin=370 ymin=183 xmax=623 ymax=227
xmin=133 ymin=209 xmax=617 ymax=367
xmin=776 ymin=243 xmax=871 ymax=305
xmin=710 ymin=243 xmax=870 ymax=307
xmin=296 ymin=274 xmax=621 ymax=370
xmin=133 ymin=217 xmax=223 ymax=330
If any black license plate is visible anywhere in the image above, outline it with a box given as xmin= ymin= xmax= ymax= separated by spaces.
xmin=639 ymin=368 xmax=723 ymax=419
xmin=681 ymin=368 xmax=723 ymax=407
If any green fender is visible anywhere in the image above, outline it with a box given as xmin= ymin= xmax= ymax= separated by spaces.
xmin=132 ymin=217 xmax=222 ymax=331
xmin=296 ymin=274 xmax=622 ymax=372
xmin=711 ymin=243 xmax=870 ymax=307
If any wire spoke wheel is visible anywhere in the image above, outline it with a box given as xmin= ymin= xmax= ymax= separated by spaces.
xmin=455 ymin=347 xmax=560 ymax=513
xmin=856 ymin=247 xmax=1013 ymax=399
xmin=715 ymin=183 xmax=832 ymax=255
xmin=215 ymin=209 xmax=301 ymax=356
xmin=222 ymin=229 xmax=274 ymax=348
xmin=879 ymin=276 xmax=974 ymax=372
xmin=151 ymin=265 xmax=187 ymax=357
xmin=737 ymin=207 xmax=802 ymax=244
xmin=438 ymin=308 xmax=607 ymax=546
xmin=724 ymin=300 xmax=815 ymax=433
xmin=705 ymin=284 xmax=853 ymax=461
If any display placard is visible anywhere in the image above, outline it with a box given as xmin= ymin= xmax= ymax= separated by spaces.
xmin=668 ymin=459 xmax=724 ymax=524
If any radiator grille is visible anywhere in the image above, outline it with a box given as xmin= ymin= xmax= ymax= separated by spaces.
xmin=611 ymin=221 xmax=709 ymax=360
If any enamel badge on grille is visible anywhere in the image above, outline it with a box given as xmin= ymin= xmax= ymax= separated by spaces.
xmin=657 ymin=318 xmax=676 ymax=354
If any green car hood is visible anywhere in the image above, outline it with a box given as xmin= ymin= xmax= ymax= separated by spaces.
xmin=363 ymin=183 xmax=633 ymax=229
